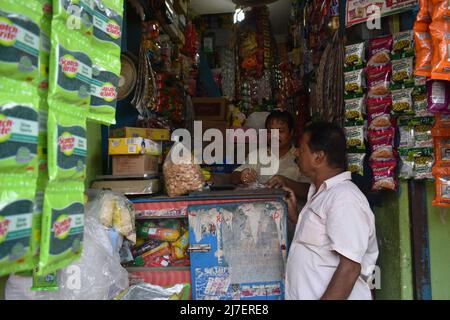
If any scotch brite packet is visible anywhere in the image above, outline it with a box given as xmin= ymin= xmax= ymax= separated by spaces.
xmin=0 ymin=0 xmax=42 ymax=84
xmin=48 ymin=19 xmax=93 ymax=107
xmin=52 ymin=0 xmax=95 ymax=37
xmin=0 ymin=77 xmax=39 ymax=176
xmin=37 ymin=181 xmax=85 ymax=276
xmin=0 ymin=176 xmax=37 ymax=277
xmin=47 ymin=104 xmax=87 ymax=182
xmin=88 ymin=52 xmax=119 ymax=125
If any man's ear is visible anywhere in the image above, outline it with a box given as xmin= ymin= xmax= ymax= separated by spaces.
xmin=313 ymin=150 xmax=326 ymax=166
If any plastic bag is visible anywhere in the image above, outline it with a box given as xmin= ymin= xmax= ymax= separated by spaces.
xmin=94 ymin=191 xmax=136 ymax=244
xmin=427 ymin=80 xmax=450 ymax=113
xmin=414 ymin=21 xmax=432 ymax=77
xmin=115 ymin=282 xmax=189 ymax=300
xmin=429 ymin=19 xmax=450 ymax=81
xmin=56 ymin=193 xmax=129 ymax=300
xmin=163 ymin=143 xmax=204 ymax=197
xmin=370 ymin=159 xmax=398 ymax=191
xmin=5 ymin=274 xmax=60 ymax=300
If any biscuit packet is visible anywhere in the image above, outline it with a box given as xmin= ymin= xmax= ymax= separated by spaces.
xmin=392 ymin=30 xmax=415 ymax=60
xmin=391 ymin=88 xmax=414 ymax=115
xmin=391 ymin=57 xmax=415 ymax=89
xmin=344 ymin=42 xmax=365 ymax=71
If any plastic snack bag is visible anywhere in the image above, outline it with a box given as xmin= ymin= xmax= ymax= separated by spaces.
xmin=412 ymin=86 xmax=432 ymax=117
xmin=391 ymin=57 xmax=415 ymax=89
xmin=344 ymin=69 xmax=365 ymax=98
xmin=413 ymin=21 xmax=432 ymax=77
xmin=367 ymin=64 xmax=391 ymax=98
xmin=370 ymin=159 xmax=398 ymax=191
xmin=0 ymin=77 xmax=39 ymax=176
xmin=414 ymin=148 xmax=434 ymax=180
xmin=0 ymin=176 xmax=37 ymax=277
xmin=432 ymin=167 xmax=450 ymax=207
xmin=398 ymin=120 xmax=415 ymax=148
xmin=163 ymin=143 xmax=205 ymax=197
xmin=345 ymin=124 xmax=365 ymax=150
xmin=367 ymin=35 xmax=393 ymax=67
xmin=391 ymin=88 xmax=414 ymax=115
xmin=344 ymin=42 xmax=365 ymax=71
xmin=47 ymin=104 xmax=87 ymax=182
xmin=347 ymin=153 xmax=365 ymax=176
xmin=392 ymin=30 xmax=415 ymax=60
xmin=427 ymin=80 xmax=450 ymax=113
xmin=414 ymin=117 xmax=434 ymax=148
xmin=429 ymin=19 xmax=450 ymax=81
xmin=399 ymin=148 xmax=415 ymax=179
xmin=37 ymin=181 xmax=84 ymax=276
xmin=345 ymin=96 xmax=365 ymax=122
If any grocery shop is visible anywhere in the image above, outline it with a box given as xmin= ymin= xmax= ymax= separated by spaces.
xmin=0 ymin=0 xmax=449 ymax=301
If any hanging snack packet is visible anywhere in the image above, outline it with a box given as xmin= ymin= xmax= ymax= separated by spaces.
xmin=367 ymin=35 xmax=393 ymax=67
xmin=414 ymin=117 xmax=434 ymax=148
xmin=431 ymin=0 xmax=450 ymax=20
xmin=0 ymin=77 xmax=39 ymax=176
xmin=347 ymin=153 xmax=365 ymax=176
xmin=344 ymin=42 xmax=365 ymax=71
xmin=0 ymin=0 xmax=42 ymax=84
xmin=415 ymin=76 xmax=427 ymax=87
xmin=414 ymin=148 xmax=434 ymax=180
xmin=368 ymin=127 xmax=396 ymax=160
xmin=399 ymin=148 xmax=415 ymax=179
xmin=427 ymin=80 xmax=450 ymax=113
xmin=432 ymin=167 xmax=450 ymax=207
xmin=88 ymin=53 xmax=119 ymax=125
xmin=367 ymin=64 xmax=391 ymax=98
xmin=429 ymin=20 xmax=450 ymax=81
xmin=412 ymin=86 xmax=432 ymax=117
xmin=391 ymin=57 xmax=415 ymax=89
xmin=416 ymin=0 xmax=432 ymax=22
xmin=0 ymin=176 xmax=36 ymax=276
xmin=37 ymin=181 xmax=84 ymax=276
xmin=391 ymin=88 xmax=414 ymax=115
xmin=345 ymin=96 xmax=365 ymax=122
xmin=344 ymin=69 xmax=365 ymax=98
xmin=398 ymin=119 xmax=415 ymax=148
xmin=392 ymin=30 xmax=414 ymax=60
xmin=48 ymin=19 xmax=93 ymax=107
xmin=367 ymin=95 xmax=392 ymax=120
xmin=370 ymin=159 xmax=398 ymax=192
xmin=434 ymin=136 xmax=450 ymax=165
xmin=47 ymin=105 xmax=87 ymax=182
xmin=345 ymin=124 xmax=365 ymax=150
xmin=368 ymin=113 xmax=393 ymax=131
xmin=413 ymin=21 xmax=433 ymax=77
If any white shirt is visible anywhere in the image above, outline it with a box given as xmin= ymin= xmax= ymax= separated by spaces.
xmin=234 ymin=147 xmax=309 ymax=184
xmin=285 ymin=171 xmax=379 ymax=300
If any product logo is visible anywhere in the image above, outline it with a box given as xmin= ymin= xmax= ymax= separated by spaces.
xmin=58 ymin=132 xmax=75 ymax=156
xmin=106 ymin=20 xmax=121 ymax=39
xmin=0 ymin=114 xmax=13 ymax=143
xmin=100 ymin=82 xmax=117 ymax=102
xmin=0 ymin=17 xmax=18 ymax=46
xmin=53 ymin=214 xmax=72 ymax=240
xmin=60 ymin=54 xmax=79 ymax=78
xmin=0 ymin=216 xmax=11 ymax=244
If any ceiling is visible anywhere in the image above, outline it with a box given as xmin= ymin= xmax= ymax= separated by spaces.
xmin=189 ymin=0 xmax=292 ymax=36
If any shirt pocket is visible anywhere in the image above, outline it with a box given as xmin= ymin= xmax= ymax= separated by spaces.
xmin=297 ymin=208 xmax=329 ymax=247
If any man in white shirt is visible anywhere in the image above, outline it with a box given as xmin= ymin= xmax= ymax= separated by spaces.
xmin=283 ymin=122 xmax=379 ymax=300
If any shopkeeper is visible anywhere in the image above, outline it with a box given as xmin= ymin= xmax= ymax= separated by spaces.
xmin=230 ymin=110 xmax=310 ymax=199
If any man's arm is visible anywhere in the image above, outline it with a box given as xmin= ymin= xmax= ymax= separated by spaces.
xmin=282 ymin=187 xmax=299 ymax=225
xmin=231 ymin=170 xmax=243 ymax=185
xmin=267 ymin=176 xmax=309 ymax=201
xmin=320 ymin=253 xmax=361 ymax=300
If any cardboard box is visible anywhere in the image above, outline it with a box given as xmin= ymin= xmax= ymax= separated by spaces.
xmin=110 ymin=127 xmax=171 ymax=141
xmin=112 ymin=155 xmax=159 ymax=176
xmin=91 ymin=179 xmax=160 ymax=195
xmin=109 ymin=138 xmax=162 ymax=155
xmin=192 ymin=97 xmax=228 ymax=121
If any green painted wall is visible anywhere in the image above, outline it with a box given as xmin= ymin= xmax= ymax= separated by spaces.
xmin=373 ymin=181 xmax=414 ymax=300
xmin=86 ymin=122 xmax=103 ymax=187
xmin=426 ymin=182 xmax=450 ymax=300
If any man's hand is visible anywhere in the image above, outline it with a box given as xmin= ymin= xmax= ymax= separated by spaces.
xmin=266 ymin=175 xmax=287 ymax=188
xmin=240 ymin=168 xmax=258 ymax=185
xmin=283 ymin=187 xmax=299 ymax=225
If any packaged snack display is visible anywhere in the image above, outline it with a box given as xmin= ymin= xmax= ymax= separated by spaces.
xmin=391 ymin=57 xmax=415 ymax=88
xmin=345 ymin=124 xmax=365 ymax=150
xmin=412 ymin=86 xmax=432 ymax=117
xmin=37 ymin=181 xmax=84 ymax=276
xmin=391 ymin=88 xmax=414 ymax=115
xmin=344 ymin=69 xmax=365 ymax=98
xmin=0 ymin=78 xmax=39 ymax=176
xmin=392 ymin=30 xmax=415 ymax=59
xmin=413 ymin=21 xmax=433 ymax=77
xmin=429 ymin=20 xmax=450 ymax=81
xmin=0 ymin=176 xmax=36 ymax=276
xmin=345 ymin=96 xmax=365 ymax=122
xmin=347 ymin=153 xmax=365 ymax=176
xmin=370 ymin=159 xmax=398 ymax=191
xmin=414 ymin=117 xmax=434 ymax=148
xmin=427 ymin=80 xmax=450 ymax=113
xmin=0 ymin=0 xmax=43 ymax=84
xmin=344 ymin=42 xmax=365 ymax=70
xmin=47 ymin=105 xmax=87 ymax=181
xmin=414 ymin=148 xmax=434 ymax=179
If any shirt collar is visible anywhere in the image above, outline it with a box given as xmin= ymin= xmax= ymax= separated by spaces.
xmin=308 ymin=171 xmax=352 ymax=200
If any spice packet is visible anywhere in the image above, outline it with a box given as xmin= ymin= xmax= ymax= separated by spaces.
xmin=344 ymin=42 xmax=365 ymax=71
xmin=0 ymin=77 xmax=39 ymax=177
xmin=391 ymin=57 xmax=415 ymax=89
xmin=47 ymin=104 xmax=87 ymax=182
xmin=391 ymin=88 xmax=414 ymax=115
xmin=344 ymin=69 xmax=365 ymax=98
xmin=347 ymin=152 xmax=365 ymax=176
xmin=345 ymin=124 xmax=365 ymax=150
xmin=0 ymin=176 xmax=37 ymax=277
xmin=392 ymin=30 xmax=415 ymax=60
xmin=37 ymin=181 xmax=85 ymax=276
xmin=370 ymin=159 xmax=398 ymax=192
xmin=345 ymin=96 xmax=365 ymax=122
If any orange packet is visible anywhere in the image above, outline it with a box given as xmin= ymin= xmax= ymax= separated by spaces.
xmin=429 ymin=20 xmax=450 ymax=80
xmin=417 ymin=0 xmax=432 ymax=22
xmin=432 ymin=167 xmax=450 ymax=207
xmin=413 ymin=21 xmax=433 ymax=77
xmin=431 ymin=0 xmax=450 ymax=21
